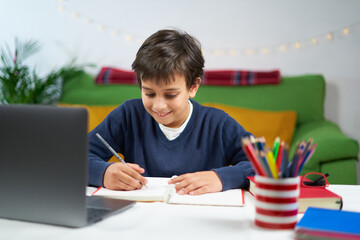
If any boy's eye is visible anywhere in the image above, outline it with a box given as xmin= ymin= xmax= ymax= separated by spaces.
xmin=145 ymin=93 xmax=155 ymax=98
xmin=166 ymin=94 xmax=177 ymax=99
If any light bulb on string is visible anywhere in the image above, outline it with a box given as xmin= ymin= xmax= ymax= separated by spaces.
xmin=326 ymin=33 xmax=333 ymax=41
xmin=262 ymin=47 xmax=270 ymax=54
xmin=84 ymin=18 xmax=91 ymax=24
xmin=110 ymin=30 xmax=118 ymax=37
xmin=229 ymin=50 xmax=238 ymax=57
xmin=72 ymin=12 xmax=79 ymax=19
xmin=246 ymin=49 xmax=254 ymax=56
xmin=280 ymin=44 xmax=287 ymax=52
xmin=98 ymin=25 xmax=105 ymax=31
xmin=214 ymin=50 xmax=223 ymax=57
xmin=125 ymin=35 xmax=133 ymax=42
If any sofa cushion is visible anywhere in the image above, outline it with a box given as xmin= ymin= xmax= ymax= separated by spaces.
xmin=202 ymin=103 xmax=297 ymax=146
xmin=58 ymin=104 xmax=117 ymax=132
xmin=291 ymin=120 xmax=360 ymax=168
xmin=60 ymin=73 xmax=324 ymax=125
xmin=59 ymin=102 xmax=297 ymax=146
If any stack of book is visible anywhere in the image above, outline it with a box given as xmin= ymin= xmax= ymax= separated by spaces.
xmin=247 ymin=176 xmax=342 ymax=213
xmin=295 ymin=207 xmax=360 ymax=239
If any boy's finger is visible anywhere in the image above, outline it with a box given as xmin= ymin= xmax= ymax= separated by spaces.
xmin=189 ymin=186 xmax=209 ymax=195
xmin=118 ymin=170 xmax=144 ymax=189
xmin=168 ymin=175 xmax=185 ymax=184
xmin=128 ymin=163 xmax=145 ymax=173
xmin=122 ymin=165 xmax=148 ymax=185
xmin=114 ymin=178 xmax=141 ymax=191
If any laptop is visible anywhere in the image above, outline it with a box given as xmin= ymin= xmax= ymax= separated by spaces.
xmin=0 ymin=104 xmax=135 ymax=227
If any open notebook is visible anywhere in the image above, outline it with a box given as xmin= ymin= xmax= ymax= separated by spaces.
xmin=92 ymin=177 xmax=245 ymax=207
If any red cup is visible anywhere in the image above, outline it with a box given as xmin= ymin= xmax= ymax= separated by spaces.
xmin=254 ymin=175 xmax=300 ymax=229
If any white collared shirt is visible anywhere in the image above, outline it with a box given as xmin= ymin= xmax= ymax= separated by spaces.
xmin=158 ymin=100 xmax=193 ymax=141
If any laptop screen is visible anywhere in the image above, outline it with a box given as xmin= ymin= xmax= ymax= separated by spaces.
xmin=0 ymin=105 xmax=89 ymax=227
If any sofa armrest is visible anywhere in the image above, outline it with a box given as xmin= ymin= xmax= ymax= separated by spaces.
xmin=290 ymin=120 xmax=359 ymax=170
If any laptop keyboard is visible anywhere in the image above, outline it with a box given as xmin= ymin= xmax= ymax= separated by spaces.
xmin=86 ymin=196 xmax=113 ymax=223
xmin=87 ymin=207 xmax=113 ymax=223
xmin=85 ymin=196 xmax=135 ymax=224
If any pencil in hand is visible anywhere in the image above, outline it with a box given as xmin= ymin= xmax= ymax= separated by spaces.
xmin=95 ymin=133 xmax=147 ymax=188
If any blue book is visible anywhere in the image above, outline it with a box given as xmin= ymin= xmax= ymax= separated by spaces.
xmin=295 ymin=207 xmax=360 ymax=239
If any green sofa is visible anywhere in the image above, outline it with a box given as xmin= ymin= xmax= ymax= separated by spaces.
xmin=60 ymin=72 xmax=359 ymax=184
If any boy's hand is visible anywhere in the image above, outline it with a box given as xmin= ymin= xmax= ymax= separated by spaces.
xmin=103 ymin=163 xmax=148 ymax=190
xmin=168 ymin=171 xmax=223 ymax=195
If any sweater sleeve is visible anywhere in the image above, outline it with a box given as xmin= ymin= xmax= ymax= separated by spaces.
xmin=212 ymin=116 xmax=255 ymax=191
xmin=87 ymin=104 xmax=127 ymax=187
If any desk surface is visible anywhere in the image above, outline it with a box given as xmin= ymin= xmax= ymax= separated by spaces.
xmin=1 ymin=185 xmax=359 ymax=240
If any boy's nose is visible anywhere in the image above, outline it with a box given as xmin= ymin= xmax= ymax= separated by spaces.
xmin=153 ymin=97 xmax=167 ymax=111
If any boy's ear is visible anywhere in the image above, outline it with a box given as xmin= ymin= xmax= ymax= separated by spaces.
xmin=189 ymin=77 xmax=201 ymax=98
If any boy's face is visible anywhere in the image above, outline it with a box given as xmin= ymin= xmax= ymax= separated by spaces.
xmin=141 ymin=74 xmax=200 ymax=128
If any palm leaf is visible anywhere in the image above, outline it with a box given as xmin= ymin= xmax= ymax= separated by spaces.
xmin=14 ymin=38 xmax=41 ymax=64
xmin=0 ymin=43 xmax=14 ymax=67
xmin=1 ymin=39 xmax=92 ymax=104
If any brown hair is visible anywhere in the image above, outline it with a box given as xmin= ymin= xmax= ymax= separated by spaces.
xmin=131 ymin=29 xmax=204 ymax=89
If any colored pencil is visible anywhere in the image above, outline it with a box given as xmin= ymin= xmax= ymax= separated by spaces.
xmin=265 ymin=149 xmax=279 ymax=179
xmin=241 ymin=137 xmax=316 ymax=179
xmin=276 ymin=141 xmax=284 ymax=170
xmin=272 ymin=137 xmax=280 ymax=160
xmin=241 ymin=138 xmax=267 ymax=176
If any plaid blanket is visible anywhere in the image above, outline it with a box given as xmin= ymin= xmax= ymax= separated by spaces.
xmin=95 ymin=67 xmax=281 ymax=86
xmin=95 ymin=67 xmax=137 ymax=84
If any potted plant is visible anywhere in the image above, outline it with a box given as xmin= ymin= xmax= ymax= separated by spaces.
xmin=0 ymin=38 xmax=89 ymax=104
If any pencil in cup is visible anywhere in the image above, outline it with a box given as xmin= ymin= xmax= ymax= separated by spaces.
xmin=95 ymin=133 xmax=147 ymax=188
xmin=241 ymin=136 xmax=316 ymax=178
xmin=241 ymin=137 xmax=267 ymax=176
xmin=241 ymin=137 xmax=278 ymax=178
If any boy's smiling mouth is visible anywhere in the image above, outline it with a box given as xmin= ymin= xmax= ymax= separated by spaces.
xmin=154 ymin=111 xmax=172 ymax=118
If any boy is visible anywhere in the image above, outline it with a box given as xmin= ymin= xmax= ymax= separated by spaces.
xmin=88 ymin=29 xmax=254 ymax=195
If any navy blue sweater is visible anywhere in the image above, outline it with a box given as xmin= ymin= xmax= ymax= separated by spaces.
xmin=88 ymin=99 xmax=254 ymax=191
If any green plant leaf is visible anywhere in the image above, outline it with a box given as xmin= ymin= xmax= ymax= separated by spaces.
xmin=0 ymin=39 xmax=92 ymax=105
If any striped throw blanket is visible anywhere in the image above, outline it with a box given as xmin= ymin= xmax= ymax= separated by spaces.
xmin=95 ymin=67 xmax=280 ymax=86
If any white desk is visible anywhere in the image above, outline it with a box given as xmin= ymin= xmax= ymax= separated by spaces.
xmin=1 ymin=185 xmax=359 ymax=240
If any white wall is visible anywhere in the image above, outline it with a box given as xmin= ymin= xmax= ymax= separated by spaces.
xmin=1 ymin=0 xmax=360 ymax=158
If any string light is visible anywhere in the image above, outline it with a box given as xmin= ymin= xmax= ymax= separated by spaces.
xmin=230 ymin=50 xmax=238 ymax=57
xmin=214 ymin=50 xmax=223 ymax=57
xmin=326 ymin=33 xmax=333 ymax=41
xmin=280 ymin=44 xmax=287 ymax=52
xmin=72 ymin=12 xmax=79 ymax=19
xmin=83 ymin=18 xmax=91 ymax=24
xmin=97 ymin=25 xmax=105 ymax=31
xmin=125 ymin=35 xmax=133 ymax=42
xmin=56 ymin=1 xmax=360 ymax=57
xmin=110 ymin=30 xmax=118 ymax=37
xmin=246 ymin=49 xmax=254 ymax=56
xmin=262 ymin=48 xmax=270 ymax=54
